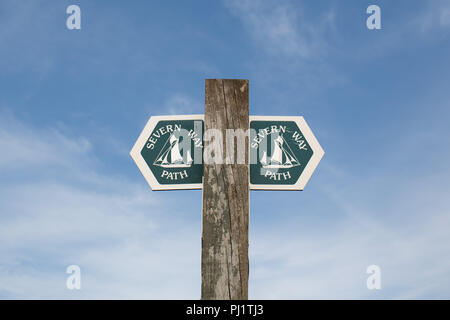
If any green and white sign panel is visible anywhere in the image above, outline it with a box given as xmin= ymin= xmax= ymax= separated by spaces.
xmin=131 ymin=115 xmax=324 ymax=191
xmin=130 ymin=115 xmax=204 ymax=190
xmin=249 ymin=116 xmax=324 ymax=191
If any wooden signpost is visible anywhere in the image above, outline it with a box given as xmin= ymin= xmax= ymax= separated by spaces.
xmin=130 ymin=79 xmax=324 ymax=300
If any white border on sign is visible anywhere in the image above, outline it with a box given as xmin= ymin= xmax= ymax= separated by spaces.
xmin=130 ymin=115 xmax=204 ymax=191
xmin=249 ymin=116 xmax=325 ymax=191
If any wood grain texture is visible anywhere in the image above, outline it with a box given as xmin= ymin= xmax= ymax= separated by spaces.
xmin=202 ymin=79 xmax=249 ymax=300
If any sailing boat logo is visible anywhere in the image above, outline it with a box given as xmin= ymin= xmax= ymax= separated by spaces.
xmin=260 ymin=135 xmax=300 ymax=169
xmin=153 ymin=133 xmax=193 ymax=168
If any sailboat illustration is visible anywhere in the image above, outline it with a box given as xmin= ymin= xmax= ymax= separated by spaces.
xmin=260 ymin=135 xmax=300 ymax=169
xmin=153 ymin=133 xmax=193 ymax=168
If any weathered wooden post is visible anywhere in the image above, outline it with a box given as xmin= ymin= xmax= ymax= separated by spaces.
xmin=201 ymin=79 xmax=250 ymax=300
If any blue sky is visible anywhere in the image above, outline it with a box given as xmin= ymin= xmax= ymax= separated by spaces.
xmin=1 ymin=0 xmax=450 ymax=299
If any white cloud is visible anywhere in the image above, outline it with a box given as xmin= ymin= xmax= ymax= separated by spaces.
xmin=0 ymin=111 xmax=202 ymax=299
xmin=223 ymin=0 xmax=346 ymax=101
xmin=348 ymin=1 xmax=450 ymax=61
xmin=441 ymin=9 xmax=450 ymax=27
xmin=416 ymin=1 xmax=450 ymax=31
xmin=0 ymin=111 xmax=91 ymax=171
xmin=163 ymin=94 xmax=202 ymax=115
xmin=144 ymin=93 xmax=201 ymax=116
xmin=1 ymin=109 xmax=450 ymax=299
xmin=248 ymin=177 xmax=450 ymax=299
xmin=227 ymin=1 xmax=309 ymax=58
xmin=224 ymin=0 xmax=333 ymax=60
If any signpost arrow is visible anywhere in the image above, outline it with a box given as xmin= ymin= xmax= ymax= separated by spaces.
xmin=130 ymin=115 xmax=204 ymax=190
xmin=249 ymin=116 xmax=324 ymax=190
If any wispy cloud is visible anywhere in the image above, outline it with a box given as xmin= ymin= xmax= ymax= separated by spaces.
xmin=250 ymin=204 xmax=450 ymax=299
xmin=416 ymin=0 xmax=450 ymax=32
xmin=223 ymin=0 xmax=345 ymax=109
xmin=162 ymin=93 xmax=202 ymax=115
xmin=1 ymin=104 xmax=450 ymax=299
xmin=441 ymin=8 xmax=450 ymax=27
xmin=0 ymin=110 xmax=202 ymax=299
xmin=0 ymin=110 xmax=91 ymax=171
xmin=249 ymin=159 xmax=450 ymax=299
xmin=224 ymin=0 xmax=334 ymax=60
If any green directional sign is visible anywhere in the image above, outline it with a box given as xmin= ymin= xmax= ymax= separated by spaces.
xmin=131 ymin=115 xmax=323 ymax=191
xmin=249 ymin=116 xmax=324 ymax=190
xmin=130 ymin=115 xmax=204 ymax=190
